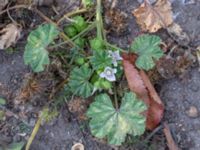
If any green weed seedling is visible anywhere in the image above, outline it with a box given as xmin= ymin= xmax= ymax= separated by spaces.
xmin=23 ymin=0 xmax=164 ymax=147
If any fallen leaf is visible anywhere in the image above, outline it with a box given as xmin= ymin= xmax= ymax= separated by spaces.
xmin=133 ymin=0 xmax=173 ymax=33
xmin=0 ymin=0 xmax=8 ymax=11
xmin=167 ymin=23 xmax=190 ymax=46
xmin=140 ymin=70 xmax=164 ymax=129
xmin=163 ymin=123 xmax=180 ymax=150
xmin=0 ymin=24 xmax=21 ymax=49
xmin=122 ymin=54 xmax=149 ymax=105
xmin=122 ymin=54 xmax=164 ymax=130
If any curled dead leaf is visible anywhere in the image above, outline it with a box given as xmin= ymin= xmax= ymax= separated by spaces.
xmin=122 ymin=54 xmax=149 ymax=105
xmin=133 ymin=0 xmax=173 ymax=33
xmin=122 ymin=54 xmax=164 ymax=130
xmin=0 ymin=24 xmax=21 ymax=49
xmin=140 ymin=70 xmax=164 ymax=130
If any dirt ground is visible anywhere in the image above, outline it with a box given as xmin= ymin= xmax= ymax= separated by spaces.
xmin=0 ymin=0 xmax=200 ymax=150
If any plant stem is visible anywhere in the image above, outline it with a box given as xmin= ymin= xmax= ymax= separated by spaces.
xmin=105 ymin=41 xmax=128 ymax=53
xmin=33 ymin=8 xmax=75 ymax=47
xmin=96 ymin=0 xmax=103 ymax=40
xmin=57 ymin=8 xmax=88 ymax=25
xmin=51 ymin=22 xmax=96 ymax=48
xmin=25 ymin=117 xmax=42 ymax=150
xmin=114 ymin=84 xmax=119 ymax=110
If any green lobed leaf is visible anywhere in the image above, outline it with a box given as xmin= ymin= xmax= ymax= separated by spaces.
xmin=24 ymin=24 xmax=59 ymax=72
xmin=131 ymin=34 xmax=164 ymax=70
xmin=87 ymin=92 xmax=147 ymax=145
xmin=90 ymin=50 xmax=112 ymax=70
xmin=68 ymin=65 xmax=93 ymax=98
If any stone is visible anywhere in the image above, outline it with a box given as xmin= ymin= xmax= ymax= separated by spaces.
xmin=186 ymin=106 xmax=198 ymax=118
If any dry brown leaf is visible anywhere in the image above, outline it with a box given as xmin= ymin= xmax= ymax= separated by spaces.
xmin=122 ymin=53 xmax=150 ymax=105
xmin=140 ymin=70 xmax=164 ymax=130
xmin=0 ymin=24 xmax=21 ymax=49
xmin=133 ymin=0 xmax=173 ymax=33
xmin=167 ymin=23 xmax=190 ymax=46
xmin=0 ymin=0 xmax=8 ymax=11
xmin=122 ymin=53 xmax=164 ymax=130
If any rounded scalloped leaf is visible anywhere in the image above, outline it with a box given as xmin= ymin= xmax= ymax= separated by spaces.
xmin=90 ymin=50 xmax=112 ymax=70
xmin=131 ymin=34 xmax=163 ymax=70
xmin=68 ymin=65 xmax=93 ymax=98
xmin=87 ymin=92 xmax=147 ymax=145
xmin=24 ymin=24 xmax=59 ymax=72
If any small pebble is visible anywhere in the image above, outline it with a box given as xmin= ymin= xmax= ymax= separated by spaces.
xmin=71 ymin=143 xmax=84 ymax=150
xmin=186 ymin=106 xmax=198 ymax=118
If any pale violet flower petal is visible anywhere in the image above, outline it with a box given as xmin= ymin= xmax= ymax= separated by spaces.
xmin=100 ymin=72 xmax=106 ymax=78
xmin=106 ymin=74 xmax=116 ymax=82
xmin=99 ymin=67 xmax=117 ymax=82
xmin=108 ymin=50 xmax=122 ymax=66
xmin=113 ymin=60 xmax=118 ymax=67
xmin=113 ymin=51 xmax=122 ymax=60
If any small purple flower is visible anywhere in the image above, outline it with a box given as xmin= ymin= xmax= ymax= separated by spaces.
xmin=108 ymin=50 xmax=122 ymax=67
xmin=100 ymin=67 xmax=117 ymax=82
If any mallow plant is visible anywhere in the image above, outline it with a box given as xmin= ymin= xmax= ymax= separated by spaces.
xmin=23 ymin=0 xmax=164 ymax=146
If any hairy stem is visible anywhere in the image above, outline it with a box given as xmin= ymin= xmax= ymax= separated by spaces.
xmin=57 ymin=8 xmax=88 ymax=25
xmin=51 ymin=22 xmax=96 ymax=48
xmin=114 ymin=84 xmax=119 ymax=110
xmin=105 ymin=41 xmax=128 ymax=53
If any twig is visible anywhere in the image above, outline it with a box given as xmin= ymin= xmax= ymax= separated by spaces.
xmin=0 ymin=4 xmax=75 ymax=47
xmin=6 ymin=3 xmax=18 ymax=25
xmin=163 ymin=122 xmax=180 ymax=150
xmin=25 ymin=117 xmax=42 ymax=150
xmin=33 ymin=8 xmax=75 ymax=47
xmin=57 ymin=8 xmax=88 ymax=25
xmin=105 ymin=41 xmax=127 ymax=53
xmin=52 ymin=5 xmax=59 ymax=15
xmin=144 ymin=125 xmax=163 ymax=141
xmin=33 ymin=8 xmax=55 ymax=24
xmin=0 ymin=4 xmax=28 ymax=16
xmin=49 ymin=78 xmax=68 ymax=100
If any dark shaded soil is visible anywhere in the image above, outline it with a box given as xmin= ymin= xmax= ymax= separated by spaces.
xmin=161 ymin=67 xmax=200 ymax=150
xmin=31 ymin=108 xmax=112 ymax=150
xmin=1 ymin=0 xmax=200 ymax=150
